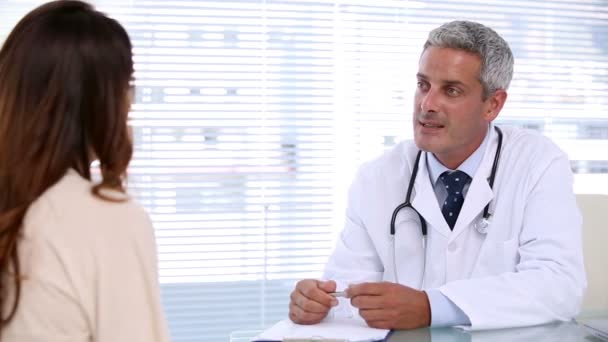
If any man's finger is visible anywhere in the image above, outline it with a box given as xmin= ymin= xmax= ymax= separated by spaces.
xmin=346 ymin=282 xmax=387 ymax=297
xmin=350 ymin=294 xmax=385 ymax=310
xmin=359 ymin=308 xmax=388 ymax=322
xmin=294 ymin=288 xmax=333 ymax=313
xmin=300 ymin=283 xmax=337 ymax=308
xmin=366 ymin=320 xmax=393 ymax=330
xmin=317 ymin=280 xmax=337 ymax=293
xmin=289 ymin=301 xmax=326 ymax=325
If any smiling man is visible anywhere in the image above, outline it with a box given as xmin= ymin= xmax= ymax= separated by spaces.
xmin=288 ymin=21 xmax=586 ymax=330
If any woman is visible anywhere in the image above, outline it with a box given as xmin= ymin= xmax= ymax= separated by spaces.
xmin=0 ymin=1 xmax=170 ymax=341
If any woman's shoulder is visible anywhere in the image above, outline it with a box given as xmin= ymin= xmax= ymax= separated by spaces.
xmin=23 ymin=169 xmax=152 ymax=241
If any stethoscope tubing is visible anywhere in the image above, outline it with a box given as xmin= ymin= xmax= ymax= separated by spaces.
xmin=389 ymin=126 xmax=503 ymax=286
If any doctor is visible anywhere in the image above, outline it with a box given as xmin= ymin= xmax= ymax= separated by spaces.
xmin=288 ymin=20 xmax=586 ymax=330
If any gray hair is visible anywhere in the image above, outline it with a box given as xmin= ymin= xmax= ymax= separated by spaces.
xmin=423 ymin=20 xmax=514 ymax=99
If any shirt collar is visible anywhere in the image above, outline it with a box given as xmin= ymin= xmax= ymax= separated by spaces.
xmin=427 ymin=125 xmax=492 ymax=185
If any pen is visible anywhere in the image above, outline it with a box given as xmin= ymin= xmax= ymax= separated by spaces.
xmin=329 ymin=291 xmax=346 ymax=297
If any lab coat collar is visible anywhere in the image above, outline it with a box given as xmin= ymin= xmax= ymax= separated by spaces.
xmin=409 ymin=124 xmax=497 ymax=240
xmin=410 ymin=152 xmax=453 ymax=238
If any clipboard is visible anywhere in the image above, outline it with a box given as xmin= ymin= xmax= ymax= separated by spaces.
xmin=251 ymin=317 xmax=389 ymax=342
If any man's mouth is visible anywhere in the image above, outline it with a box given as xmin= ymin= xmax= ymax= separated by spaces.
xmin=420 ymin=122 xmax=444 ymax=128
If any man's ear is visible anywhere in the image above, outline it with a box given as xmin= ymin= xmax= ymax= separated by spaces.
xmin=484 ymin=89 xmax=507 ymax=121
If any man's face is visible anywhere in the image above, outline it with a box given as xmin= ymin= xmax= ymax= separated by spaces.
xmin=413 ymin=46 xmax=505 ymax=169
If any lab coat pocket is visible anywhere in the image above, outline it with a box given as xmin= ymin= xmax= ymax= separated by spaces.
xmin=474 ymin=237 xmax=519 ymax=276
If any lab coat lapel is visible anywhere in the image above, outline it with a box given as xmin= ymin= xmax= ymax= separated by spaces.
xmin=450 ymin=171 xmax=493 ymax=238
xmin=411 ymin=153 xmax=452 ymax=238
xmin=450 ymin=128 xmax=498 ymax=238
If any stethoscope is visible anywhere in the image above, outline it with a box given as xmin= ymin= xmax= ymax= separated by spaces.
xmin=389 ymin=126 xmax=503 ymax=286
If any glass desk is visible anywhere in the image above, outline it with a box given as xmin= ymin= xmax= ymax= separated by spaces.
xmin=389 ymin=320 xmax=602 ymax=342
xmin=232 ymin=313 xmax=607 ymax=342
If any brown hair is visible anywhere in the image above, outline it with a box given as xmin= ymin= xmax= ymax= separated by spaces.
xmin=0 ymin=0 xmax=133 ymax=329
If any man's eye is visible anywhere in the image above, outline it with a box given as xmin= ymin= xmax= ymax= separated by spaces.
xmin=446 ymin=87 xmax=461 ymax=96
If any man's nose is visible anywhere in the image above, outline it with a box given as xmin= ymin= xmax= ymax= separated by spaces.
xmin=419 ymin=89 xmax=440 ymax=113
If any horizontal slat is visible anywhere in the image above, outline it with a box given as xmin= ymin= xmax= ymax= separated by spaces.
xmin=3 ymin=1 xmax=608 ymax=341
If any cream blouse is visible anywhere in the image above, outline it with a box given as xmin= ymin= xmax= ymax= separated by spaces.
xmin=2 ymin=170 xmax=170 ymax=342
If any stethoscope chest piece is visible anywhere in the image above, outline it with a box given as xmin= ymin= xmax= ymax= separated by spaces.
xmin=475 ymin=217 xmax=490 ymax=234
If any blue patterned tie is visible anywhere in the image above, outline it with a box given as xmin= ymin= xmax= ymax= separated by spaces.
xmin=440 ymin=170 xmax=471 ymax=230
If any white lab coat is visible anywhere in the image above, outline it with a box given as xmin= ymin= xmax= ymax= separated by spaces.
xmin=324 ymin=125 xmax=586 ymax=330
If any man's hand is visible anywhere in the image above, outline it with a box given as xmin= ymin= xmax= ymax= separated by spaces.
xmin=289 ymin=279 xmax=338 ymax=325
xmin=346 ymin=282 xmax=431 ymax=330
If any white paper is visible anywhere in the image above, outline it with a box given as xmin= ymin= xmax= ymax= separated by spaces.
xmin=251 ymin=299 xmax=389 ymax=342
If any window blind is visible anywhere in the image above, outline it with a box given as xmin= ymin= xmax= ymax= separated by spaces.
xmin=1 ymin=1 xmax=607 ymax=341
